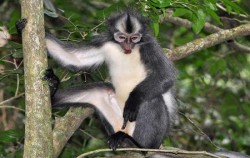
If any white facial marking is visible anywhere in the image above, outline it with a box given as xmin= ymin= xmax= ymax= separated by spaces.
xmin=116 ymin=16 xmax=126 ymax=33
xmin=115 ymin=14 xmax=141 ymax=34
xmin=130 ymin=16 xmax=141 ymax=33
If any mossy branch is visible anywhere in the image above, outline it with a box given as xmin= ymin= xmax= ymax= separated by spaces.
xmin=165 ymin=23 xmax=250 ymax=60
xmin=52 ymin=107 xmax=94 ymax=158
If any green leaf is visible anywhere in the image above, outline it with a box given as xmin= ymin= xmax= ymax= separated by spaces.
xmin=174 ymin=27 xmax=194 ymax=46
xmin=204 ymin=0 xmax=217 ymax=11
xmin=192 ymin=9 xmax=206 ymax=34
xmin=173 ymin=8 xmax=192 ymax=17
xmin=209 ymin=59 xmax=227 ymax=76
xmin=152 ymin=22 xmax=159 ymax=37
xmin=206 ymin=8 xmax=222 ymax=25
xmin=95 ymin=2 xmax=125 ymax=19
xmin=12 ymin=50 xmax=23 ymax=58
xmin=0 ymin=129 xmax=24 ymax=143
xmin=149 ymin=0 xmax=170 ymax=8
xmin=222 ymin=0 xmax=247 ymax=14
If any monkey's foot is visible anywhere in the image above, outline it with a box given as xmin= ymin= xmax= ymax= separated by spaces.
xmin=16 ymin=19 xmax=27 ymax=35
xmin=108 ymin=131 xmax=128 ymax=151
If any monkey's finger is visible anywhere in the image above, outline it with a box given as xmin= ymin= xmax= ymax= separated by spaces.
xmin=122 ymin=119 xmax=128 ymax=129
xmin=128 ymin=111 xmax=137 ymax=122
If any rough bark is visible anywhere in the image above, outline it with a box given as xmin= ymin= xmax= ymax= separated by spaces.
xmin=161 ymin=13 xmax=250 ymax=54
xmin=21 ymin=0 xmax=53 ymax=157
xmin=165 ymin=23 xmax=250 ymax=60
xmin=53 ymin=107 xmax=94 ymax=158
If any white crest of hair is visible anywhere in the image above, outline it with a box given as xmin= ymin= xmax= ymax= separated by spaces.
xmin=115 ymin=14 xmax=142 ymax=34
xmin=46 ymin=38 xmax=105 ymax=69
xmin=130 ymin=16 xmax=142 ymax=33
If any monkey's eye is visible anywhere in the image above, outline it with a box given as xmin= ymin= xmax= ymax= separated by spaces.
xmin=114 ymin=32 xmax=127 ymax=42
xmin=131 ymin=37 xmax=138 ymax=40
xmin=131 ymin=34 xmax=142 ymax=43
xmin=119 ymin=36 xmax=126 ymax=40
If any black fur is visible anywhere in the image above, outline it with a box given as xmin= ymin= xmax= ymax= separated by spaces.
xmin=106 ymin=9 xmax=150 ymax=37
xmin=16 ymin=18 xmax=27 ymax=35
xmin=43 ymin=68 xmax=60 ymax=98
xmin=108 ymin=131 xmax=143 ymax=151
xmin=125 ymin=13 xmax=133 ymax=33
xmin=45 ymin=9 xmax=177 ymax=150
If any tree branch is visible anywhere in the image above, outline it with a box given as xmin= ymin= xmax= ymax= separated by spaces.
xmin=165 ymin=23 xmax=250 ymax=60
xmin=161 ymin=13 xmax=250 ymax=60
xmin=52 ymin=107 xmax=94 ymax=158
xmin=21 ymin=0 xmax=53 ymax=157
xmin=0 ymin=92 xmax=24 ymax=106
xmin=77 ymin=147 xmax=223 ymax=158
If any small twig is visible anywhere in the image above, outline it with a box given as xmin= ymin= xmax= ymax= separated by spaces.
xmin=179 ymin=112 xmax=219 ymax=149
xmin=0 ymin=92 xmax=25 ymax=106
xmin=90 ymin=20 xmax=105 ymax=32
xmin=13 ymin=59 xmax=21 ymax=96
xmin=0 ymin=105 xmax=25 ymax=112
xmin=76 ymin=147 xmax=223 ymax=158
xmin=216 ymin=3 xmax=248 ymax=19
xmin=80 ymin=129 xmax=105 ymax=143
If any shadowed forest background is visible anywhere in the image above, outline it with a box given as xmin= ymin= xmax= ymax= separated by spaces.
xmin=0 ymin=0 xmax=249 ymax=157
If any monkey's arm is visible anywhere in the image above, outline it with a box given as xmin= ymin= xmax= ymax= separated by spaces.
xmin=46 ymin=34 xmax=106 ymax=71
xmin=123 ymin=75 xmax=174 ymax=127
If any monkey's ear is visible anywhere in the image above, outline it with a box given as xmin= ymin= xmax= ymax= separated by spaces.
xmin=0 ymin=26 xmax=10 ymax=47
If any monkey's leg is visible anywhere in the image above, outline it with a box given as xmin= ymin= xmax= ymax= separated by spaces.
xmin=52 ymin=82 xmax=124 ymax=134
xmin=132 ymin=97 xmax=170 ymax=149
xmin=52 ymin=82 xmax=143 ymax=150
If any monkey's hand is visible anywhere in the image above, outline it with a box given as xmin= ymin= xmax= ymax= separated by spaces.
xmin=43 ymin=68 xmax=60 ymax=98
xmin=16 ymin=19 xmax=27 ymax=35
xmin=122 ymin=92 xmax=141 ymax=129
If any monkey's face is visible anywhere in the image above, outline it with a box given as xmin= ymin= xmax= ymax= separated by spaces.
xmin=114 ymin=32 xmax=142 ymax=54
xmin=108 ymin=10 xmax=147 ymax=54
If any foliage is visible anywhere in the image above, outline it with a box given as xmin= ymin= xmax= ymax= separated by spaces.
xmin=0 ymin=0 xmax=249 ymax=157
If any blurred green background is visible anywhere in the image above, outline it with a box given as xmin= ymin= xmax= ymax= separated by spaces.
xmin=0 ymin=0 xmax=249 ymax=157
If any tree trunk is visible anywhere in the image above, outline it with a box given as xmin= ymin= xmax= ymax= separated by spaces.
xmin=21 ymin=0 xmax=53 ymax=157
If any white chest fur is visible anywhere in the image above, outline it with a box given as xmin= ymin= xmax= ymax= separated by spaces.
xmin=103 ymin=42 xmax=147 ymax=109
